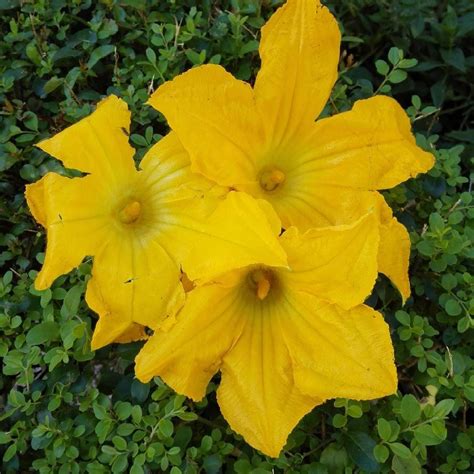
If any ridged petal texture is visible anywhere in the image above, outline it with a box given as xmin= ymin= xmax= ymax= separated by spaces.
xmin=148 ymin=0 xmax=434 ymax=301
xmin=25 ymin=96 xmax=287 ymax=350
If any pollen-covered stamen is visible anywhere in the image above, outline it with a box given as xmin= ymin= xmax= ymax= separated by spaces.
xmin=259 ymin=167 xmax=285 ymax=192
xmin=250 ymin=269 xmax=271 ymax=300
xmin=119 ymin=200 xmax=141 ymax=224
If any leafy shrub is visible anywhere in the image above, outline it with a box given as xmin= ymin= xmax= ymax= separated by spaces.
xmin=1 ymin=0 xmax=472 ymax=472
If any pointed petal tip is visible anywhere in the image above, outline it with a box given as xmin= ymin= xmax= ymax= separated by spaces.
xmin=33 ymin=276 xmax=50 ymax=292
xmin=34 ymin=138 xmax=49 ymax=152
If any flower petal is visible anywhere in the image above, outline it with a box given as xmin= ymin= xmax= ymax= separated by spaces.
xmin=135 ymin=283 xmax=247 ymax=401
xmin=157 ymin=191 xmax=288 ymax=283
xmin=88 ymin=235 xmax=185 ymax=350
xmin=264 ymin=176 xmax=379 ymax=229
xmin=138 ymin=132 xmax=220 ymax=204
xmin=378 ymin=213 xmax=411 ymax=302
xmin=280 ymin=293 xmax=397 ymax=400
xmin=36 ymin=95 xmax=135 ymax=177
xmin=254 ymin=0 xmax=341 ymax=142
xmin=111 ymin=323 xmax=148 ymax=344
xmin=25 ymin=173 xmax=110 ymax=290
xmin=147 ymin=65 xmax=261 ymax=188
xmin=86 ymin=278 xmax=148 ymax=347
xmin=303 ymin=96 xmax=434 ymax=190
xmin=280 ymin=212 xmax=379 ymax=309
xmin=217 ymin=300 xmax=322 ymax=457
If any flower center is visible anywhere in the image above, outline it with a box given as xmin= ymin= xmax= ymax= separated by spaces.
xmin=249 ymin=269 xmax=273 ymax=300
xmin=119 ymin=200 xmax=142 ymax=224
xmin=259 ymin=167 xmax=285 ymax=192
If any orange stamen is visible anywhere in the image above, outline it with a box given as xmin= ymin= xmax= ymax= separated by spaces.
xmin=259 ymin=168 xmax=285 ymax=192
xmin=119 ymin=200 xmax=141 ymax=224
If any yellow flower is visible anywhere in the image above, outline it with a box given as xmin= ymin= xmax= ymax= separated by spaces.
xmin=147 ymin=0 xmax=434 ymax=302
xmin=135 ymin=212 xmax=397 ymax=457
xmin=25 ymin=95 xmax=287 ymax=350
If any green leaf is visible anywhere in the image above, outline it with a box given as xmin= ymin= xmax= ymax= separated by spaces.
xmin=185 ymin=49 xmax=204 ymax=65
xmin=388 ymin=69 xmax=408 ymax=84
xmin=441 ymin=274 xmax=457 ymax=291
xmin=398 ymin=58 xmax=418 ymax=69
xmin=115 ymin=402 xmax=132 ymax=420
xmin=146 ymin=47 xmax=157 ymax=64
xmin=98 ymin=19 xmax=118 ymax=39
xmin=411 ymin=95 xmax=421 ymax=109
xmin=116 ymin=424 xmax=135 ymax=437
xmin=203 ymin=454 xmax=222 ymax=473
xmin=43 ymin=77 xmax=63 ymax=95
xmin=62 ymin=285 xmax=82 ymax=316
xmin=440 ymin=48 xmax=466 ymax=72
xmin=158 ymin=418 xmax=174 ymax=438
xmin=102 ymin=445 xmax=118 ymax=456
xmin=375 ymin=59 xmax=389 ymax=76
xmin=346 ymin=432 xmax=379 ymax=473
xmin=111 ymin=453 xmax=128 ymax=473
xmin=457 ymin=316 xmax=471 ymax=333
xmin=429 ymin=213 xmax=445 ymax=231
xmin=320 ymin=443 xmax=349 ymax=472
xmin=332 ymin=413 xmax=347 ymax=428
xmin=414 ymin=425 xmax=445 ymax=446
xmin=3 ymin=443 xmax=16 ymax=462
xmin=95 ymin=419 xmax=113 ymax=444
xmin=112 ymin=436 xmax=127 ymax=451
xmin=87 ymin=45 xmax=115 ymax=69
xmin=392 ymin=454 xmax=422 ymax=474
xmin=130 ymin=134 xmax=148 ymax=147
xmin=395 ymin=311 xmax=411 ymax=326
xmin=400 ymin=395 xmax=421 ymax=423
xmin=388 ymin=47 xmax=403 ymax=65
xmin=373 ymin=444 xmax=389 ymax=463
xmin=377 ymin=418 xmax=392 ymax=441
xmin=389 ymin=442 xmax=412 ymax=459
xmin=131 ymin=406 xmax=142 ymax=424
xmin=347 ymin=404 xmax=363 ymax=418
xmin=26 ymin=322 xmax=60 ymax=345
xmin=445 ymin=299 xmax=462 ymax=316
xmin=433 ymin=399 xmax=455 ymax=418
xmin=131 ymin=380 xmax=150 ymax=403
xmin=130 ymin=465 xmax=144 ymax=474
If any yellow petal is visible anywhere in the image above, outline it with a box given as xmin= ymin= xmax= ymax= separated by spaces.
xmin=25 ymin=178 xmax=47 ymax=227
xmin=280 ymin=293 xmax=397 ymax=400
xmin=37 ymin=95 xmax=135 ymax=178
xmin=86 ymin=278 xmax=148 ymax=346
xmin=147 ymin=65 xmax=261 ymax=188
xmin=280 ymin=212 xmax=379 ymax=309
xmin=135 ymin=283 xmax=247 ymax=401
xmin=304 ymin=96 xmax=434 ymax=190
xmin=265 ymin=175 xmax=380 ymax=230
xmin=377 ymin=202 xmax=411 ymax=302
xmin=254 ymin=0 xmax=341 ymax=142
xmin=88 ymin=235 xmax=185 ymax=350
xmin=256 ymin=198 xmax=283 ymax=237
xmin=112 ymin=323 xmax=148 ymax=344
xmin=157 ymin=191 xmax=288 ymax=283
xmin=138 ymin=132 xmax=221 ymax=203
xmin=25 ymin=172 xmax=110 ymax=290
xmin=217 ymin=299 xmax=322 ymax=457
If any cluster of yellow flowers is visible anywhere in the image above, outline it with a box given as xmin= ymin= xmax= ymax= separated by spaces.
xmin=26 ymin=0 xmax=434 ymax=457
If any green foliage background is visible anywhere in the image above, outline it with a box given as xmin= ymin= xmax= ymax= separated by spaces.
xmin=0 ymin=0 xmax=473 ymax=472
